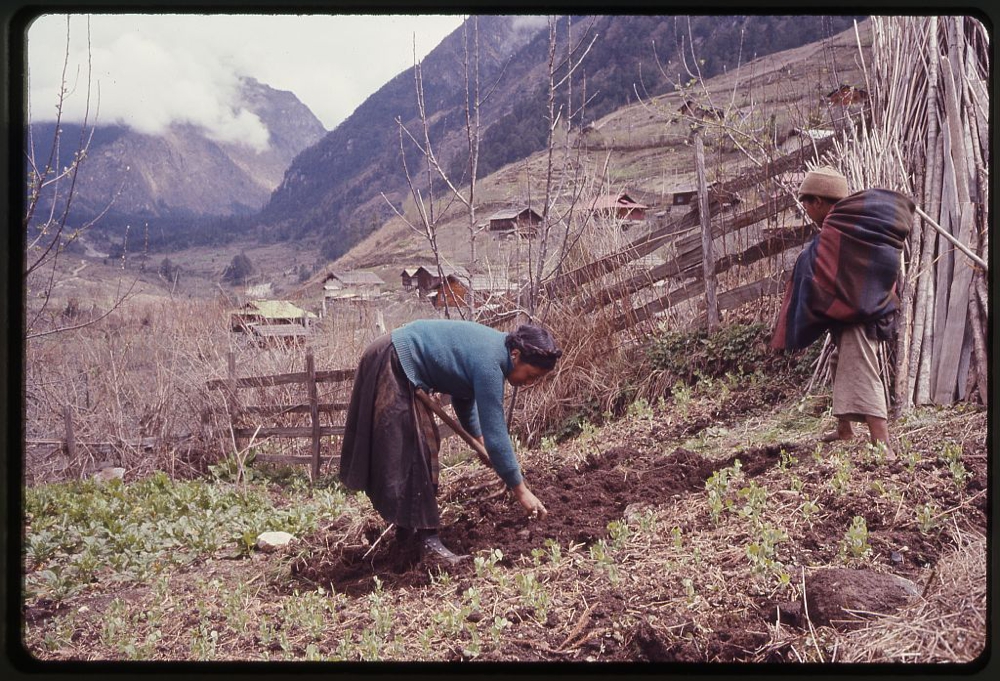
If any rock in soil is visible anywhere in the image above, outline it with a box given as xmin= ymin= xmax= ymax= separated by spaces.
xmin=805 ymin=568 xmax=920 ymax=629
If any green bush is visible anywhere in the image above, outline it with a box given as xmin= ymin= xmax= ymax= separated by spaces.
xmin=647 ymin=322 xmax=817 ymax=384
xmin=221 ymin=252 xmax=255 ymax=285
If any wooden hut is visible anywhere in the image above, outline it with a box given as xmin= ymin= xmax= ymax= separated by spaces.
xmin=323 ymin=271 xmax=384 ymax=301
xmin=487 ymin=208 xmax=542 ymax=238
xmin=590 ymin=192 xmax=648 ymax=221
xmin=430 ymin=274 xmax=471 ymax=310
xmin=400 ymin=266 xmax=428 ymax=291
xmin=414 ymin=265 xmax=470 ymax=293
xmin=826 ymin=84 xmax=869 ymax=106
xmin=231 ymin=300 xmax=316 ymax=333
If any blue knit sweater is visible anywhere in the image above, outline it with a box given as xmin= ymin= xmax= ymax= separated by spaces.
xmin=391 ymin=319 xmax=521 ymax=488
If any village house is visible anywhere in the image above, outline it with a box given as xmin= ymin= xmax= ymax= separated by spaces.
xmin=590 ymin=192 xmax=648 ymax=222
xmin=486 ymin=207 xmax=542 ymax=238
xmin=320 ymin=270 xmax=384 ymax=315
xmin=322 ymin=270 xmax=384 ymax=300
xmin=231 ymin=300 xmax=317 ymax=345
xmin=231 ymin=299 xmax=317 ymax=331
xmin=826 ymin=84 xmax=869 ymax=106
xmin=429 ymin=274 xmax=470 ymax=310
xmin=400 ymin=266 xmax=428 ymax=291
xmin=670 ymin=182 xmax=741 ymax=210
xmin=466 ymin=274 xmax=518 ymax=305
xmin=428 ymin=272 xmax=518 ymax=310
xmin=779 ymin=127 xmax=836 ymax=155
xmin=409 ymin=264 xmax=470 ymax=294
xmin=246 ymin=324 xmax=311 ymax=346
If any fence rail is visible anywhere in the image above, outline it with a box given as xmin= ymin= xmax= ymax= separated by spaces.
xmin=207 ymin=349 xmax=355 ymax=479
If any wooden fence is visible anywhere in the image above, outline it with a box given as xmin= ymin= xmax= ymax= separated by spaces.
xmin=545 ymin=136 xmax=836 ymax=336
xmin=24 ymin=406 xmax=159 ymax=459
xmin=543 ymin=42 xmax=987 ymax=412
xmin=206 ymin=349 xmax=354 ymax=478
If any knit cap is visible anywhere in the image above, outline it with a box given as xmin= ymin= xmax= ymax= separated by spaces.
xmin=798 ymin=167 xmax=849 ymax=201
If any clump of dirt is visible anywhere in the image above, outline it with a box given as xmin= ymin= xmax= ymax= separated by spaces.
xmin=721 ymin=441 xmax=802 ymax=476
xmin=292 ymin=445 xmax=725 ymax=597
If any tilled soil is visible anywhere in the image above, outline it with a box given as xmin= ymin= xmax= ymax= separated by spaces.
xmin=292 ymin=443 xmax=795 ymax=598
xmin=292 ymin=445 xmax=731 ymax=594
xmin=285 ymin=424 xmax=986 ymax=663
xmin=289 ymin=442 xmax=800 ymax=661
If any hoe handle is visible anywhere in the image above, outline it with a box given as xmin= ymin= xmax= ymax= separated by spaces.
xmin=414 ymin=389 xmax=492 ymax=469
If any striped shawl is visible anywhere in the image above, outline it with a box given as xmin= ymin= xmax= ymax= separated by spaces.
xmin=771 ymin=188 xmax=914 ymax=351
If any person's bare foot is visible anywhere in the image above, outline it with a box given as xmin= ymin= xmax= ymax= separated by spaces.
xmin=820 ymin=431 xmax=853 ymax=443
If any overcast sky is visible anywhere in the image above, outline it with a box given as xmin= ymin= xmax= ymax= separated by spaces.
xmin=25 ymin=13 xmax=467 ymax=150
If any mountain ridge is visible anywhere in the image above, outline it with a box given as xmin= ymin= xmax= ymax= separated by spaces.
xmin=26 ymin=76 xmax=327 ymax=225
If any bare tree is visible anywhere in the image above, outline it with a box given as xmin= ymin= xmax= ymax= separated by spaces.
xmin=521 ymin=15 xmax=598 ymax=319
xmin=382 ymin=52 xmax=459 ymax=318
xmin=381 ymin=19 xmax=500 ymax=318
xmin=24 ymin=16 xmax=136 ymax=340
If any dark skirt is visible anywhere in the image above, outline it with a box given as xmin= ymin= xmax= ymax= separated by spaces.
xmin=338 ymin=333 xmax=441 ymax=529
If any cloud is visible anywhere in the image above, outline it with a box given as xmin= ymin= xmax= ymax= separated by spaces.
xmin=28 ymin=14 xmax=272 ymax=150
xmin=510 ymin=15 xmax=549 ymax=33
xmin=26 ymin=13 xmax=466 ymax=145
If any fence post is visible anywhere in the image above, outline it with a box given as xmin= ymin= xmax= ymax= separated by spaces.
xmin=227 ymin=351 xmax=243 ymax=453
xmin=64 ymin=405 xmax=76 ymax=462
xmin=306 ymin=349 xmax=321 ymax=480
xmin=694 ymin=132 xmax=720 ymax=332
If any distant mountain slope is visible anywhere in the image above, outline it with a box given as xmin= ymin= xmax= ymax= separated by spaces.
xmin=27 ymin=77 xmax=326 ymax=223
xmin=335 ymin=16 xmax=873 ymax=273
xmin=257 ymin=15 xmax=863 ymax=259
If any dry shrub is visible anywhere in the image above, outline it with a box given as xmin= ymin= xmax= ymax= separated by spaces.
xmin=23 ymin=288 xmax=442 ymax=485
xmin=513 ymin=299 xmax=672 ymax=446
xmin=24 ymin=297 xmax=238 ymax=483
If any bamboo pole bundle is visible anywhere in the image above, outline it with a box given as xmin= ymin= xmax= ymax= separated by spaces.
xmin=925 ymin=17 xmax=988 ymax=405
xmin=821 ymin=16 xmax=988 ymax=411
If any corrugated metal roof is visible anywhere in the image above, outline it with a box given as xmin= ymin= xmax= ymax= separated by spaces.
xmin=327 ymin=270 xmax=385 ymax=286
xmin=591 ymin=193 xmax=647 ymax=210
xmin=417 ymin=264 xmax=470 ymax=278
xmin=467 ymin=274 xmax=516 ymax=291
xmin=489 ymin=207 xmax=541 ymax=221
xmin=243 ymin=300 xmax=317 ymax=319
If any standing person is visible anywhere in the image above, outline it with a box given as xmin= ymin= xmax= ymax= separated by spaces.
xmin=771 ymin=167 xmax=914 ymax=457
xmin=339 ymin=318 xmax=562 ymax=565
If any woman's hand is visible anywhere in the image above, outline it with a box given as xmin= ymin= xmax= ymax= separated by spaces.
xmin=511 ymin=482 xmax=547 ymax=520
